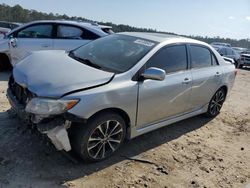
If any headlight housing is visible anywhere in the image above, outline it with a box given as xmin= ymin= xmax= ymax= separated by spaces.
xmin=25 ymin=98 xmax=79 ymax=115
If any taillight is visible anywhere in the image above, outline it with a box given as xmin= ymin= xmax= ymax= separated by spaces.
xmin=234 ymin=69 xmax=238 ymax=76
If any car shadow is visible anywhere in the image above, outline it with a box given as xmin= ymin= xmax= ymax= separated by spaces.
xmin=0 ymin=70 xmax=11 ymax=81
xmin=0 ymin=109 xmax=214 ymax=187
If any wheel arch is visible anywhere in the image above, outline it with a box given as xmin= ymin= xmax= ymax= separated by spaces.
xmin=87 ymin=107 xmax=131 ymax=139
xmin=219 ymin=85 xmax=228 ymax=97
xmin=0 ymin=53 xmax=12 ymax=70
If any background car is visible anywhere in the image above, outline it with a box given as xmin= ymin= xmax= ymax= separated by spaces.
xmin=8 ymin=33 xmax=236 ymax=161
xmin=0 ymin=21 xmax=21 ymax=38
xmin=212 ymin=45 xmax=241 ymax=67
xmin=0 ymin=20 xmax=110 ymax=70
xmin=240 ymin=53 xmax=250 ymax=68
xmin=99 ymin=25 xmax=114 ymax=34
xmin=211 ymin=42 xmax=231 ymax=47
xmin=231 ymin=47 xmax=250 ymax=68
xmin=232 ymin=47 xmax=248 ymax=54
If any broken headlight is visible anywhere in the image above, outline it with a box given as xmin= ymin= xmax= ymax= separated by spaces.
xmin=25 ymin=98 xmax=79 ymax=115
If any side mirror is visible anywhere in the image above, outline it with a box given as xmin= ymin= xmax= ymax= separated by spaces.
xmin=141 ymin=67 xmax=165 ymax=81
xmin=9 ymin=37 xmax=17 ymax=48
xmin=220 ymin=53 xmax=224 ymax=56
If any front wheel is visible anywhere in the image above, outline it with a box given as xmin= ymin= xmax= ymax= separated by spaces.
xmin=0 ymin=58 xmax=5 ymax=72
xmin=234 ymin=61 xmax=239 ymax=68
xmin=71 ymin=112 xmax=126 ymax=162
xmin=206 ymin=88 xmax=226 ymax=117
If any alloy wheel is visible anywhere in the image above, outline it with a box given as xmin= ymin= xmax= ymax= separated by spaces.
xmin=209 ymin=90 xmax=225 ymax=116
xmin=87 ymin=120 xmax=124 ymax=160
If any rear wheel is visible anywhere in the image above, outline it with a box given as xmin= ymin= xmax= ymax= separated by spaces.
xmin=206 ymin=88 xmax=226 ymax=117
xmin=71 ymin=112 xmax=126 ymax=162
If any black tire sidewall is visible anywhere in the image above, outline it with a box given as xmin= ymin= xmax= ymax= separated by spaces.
xmin=206 ymin=88 xmax=225 ymax=117
xmin=0 ymin=58 xmax=4 ymax=72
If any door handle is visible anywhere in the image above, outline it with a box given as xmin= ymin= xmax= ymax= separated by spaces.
xmin=215 ymin=72 xmax=222 ymax=76
xmin=41 ymin=44 xmax=50 ymax=48
xmin=182 ymin=78 xmax=191 ymax=84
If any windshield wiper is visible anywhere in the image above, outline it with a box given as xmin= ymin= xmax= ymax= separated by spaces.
xmin=69 ymin=52 xmax=102 ymax=70
xmin=81 ymin=58 xmax=102 ymax=70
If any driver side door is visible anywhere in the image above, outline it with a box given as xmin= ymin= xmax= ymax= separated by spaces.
xmin=9 ymin=23 xmax=54 ymax=65
xmin=137 ymin=44 xmax=192 ymax=129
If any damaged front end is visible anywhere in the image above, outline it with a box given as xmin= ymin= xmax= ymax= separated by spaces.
xmin=6 ymin=76 xmax=81 ymax=152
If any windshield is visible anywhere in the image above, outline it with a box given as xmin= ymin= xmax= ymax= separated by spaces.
xmin=70 ymin=34 xmax=158 ymax=73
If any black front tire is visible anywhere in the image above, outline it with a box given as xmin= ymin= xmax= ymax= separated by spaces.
xmin=234 ymin=61 xmax=239 ymax=68
xmin=71 ymin=112 xmax=126 ymax=162
xmin=0 ymin=55 xmax=12 ymax=72
xmin=0 ymin=58 xmax=5 ymax=72
xmin=206 ymin=88 xmax=226 ymax=117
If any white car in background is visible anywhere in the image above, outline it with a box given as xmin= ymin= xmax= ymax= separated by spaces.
xmin=0 ymin=20 xmax=109 ymax=70
xmin=240 ymin=53 xmax=250 ymax=68
xmin=0 ymin=27 xmax=10 ymax=39
xmin=0 ymin=21 xmax=21 ymax=39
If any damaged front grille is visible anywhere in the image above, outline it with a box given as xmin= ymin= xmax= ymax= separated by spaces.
xmin=9 ymin=75 xmax=35 ymax=105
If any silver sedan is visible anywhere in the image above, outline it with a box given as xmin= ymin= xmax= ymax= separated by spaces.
xmin=7 ymin=32 xmax=236 ymax=162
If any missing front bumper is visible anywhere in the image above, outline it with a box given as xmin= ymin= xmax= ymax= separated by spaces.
xmin=6 ymin=88 xmax=72 ymax=152
xmin=46 ymin=125 xmax=71 ymax=152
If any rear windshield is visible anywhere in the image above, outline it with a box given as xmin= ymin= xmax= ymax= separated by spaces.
xmin=71 ymin=34 xmax=158 ymax=73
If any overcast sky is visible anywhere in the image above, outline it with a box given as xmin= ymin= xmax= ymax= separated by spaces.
xmin=1 ymin=0 xmax=250 ymax=39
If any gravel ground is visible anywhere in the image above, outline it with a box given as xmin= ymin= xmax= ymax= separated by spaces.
xmin=0 ymin=69 xmax=249 ymax=188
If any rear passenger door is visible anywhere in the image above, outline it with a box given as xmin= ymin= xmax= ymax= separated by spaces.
xmin=189 ymin=45 xmax=222 ymax=110
xmin=53 ymin=24 xmax=99 ymax=51
xmin=137 ymin=45 xmax=192 ymax=128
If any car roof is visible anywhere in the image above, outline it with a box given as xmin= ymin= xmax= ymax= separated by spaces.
xmin=22 ymin=20 xmax=104 ymax=30
xmin=211 ymin=42 xmax=231 ymax=45
xmin=8 ymin=20 xmax=108 ymax=37
xmin=119 ymin=32 xmax=207 ymax=45
xmin=99 ymin=25 xmax=112 ymax=29
xmin=28 ymin=20 xmax=98 ymax=27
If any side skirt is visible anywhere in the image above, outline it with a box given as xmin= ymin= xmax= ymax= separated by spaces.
xmin=129 ymin=104 xmax=208 ymax=139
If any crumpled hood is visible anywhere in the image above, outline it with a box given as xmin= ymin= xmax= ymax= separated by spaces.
xmin=13 ymin=50 xmax=114 ymax=98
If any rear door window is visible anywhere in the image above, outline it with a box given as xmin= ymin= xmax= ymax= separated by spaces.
xmin=56 ymin=24 xmax=99 ymax=40
xmin=190 ymin=45 xmax=212 ymax=68
xmin=146 ymin=45 xmax=188 ymax=74
xmin=57 ymin=25 xmax=83 ymax=39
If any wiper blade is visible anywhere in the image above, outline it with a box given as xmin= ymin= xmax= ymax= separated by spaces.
xmin=69 ymin=52 xmax=101 ymax=70
xmin=81 ymin=58 xmax=102 ymax=70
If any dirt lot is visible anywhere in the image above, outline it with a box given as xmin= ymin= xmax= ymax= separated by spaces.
xmin=0 ymin=69 xmax=250 ymax=188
